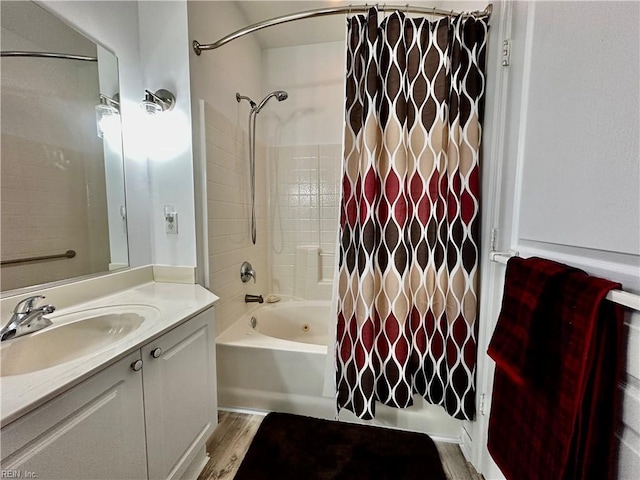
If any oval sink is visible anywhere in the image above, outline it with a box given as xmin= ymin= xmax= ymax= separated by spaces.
xmin=0 ymin=305 xmax=159 ymax=377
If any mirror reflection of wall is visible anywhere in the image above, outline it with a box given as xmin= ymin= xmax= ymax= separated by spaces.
xmin=97 ymin=44 xmax=128 ymax=271
xmin=0 ymin=1 xmax=128 ymax=292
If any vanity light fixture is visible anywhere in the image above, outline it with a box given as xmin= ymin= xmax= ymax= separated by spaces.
xmin=95 ymin=93 xmax=120 ymax=139
xmin=141 ymin=89 xmax=176 ymax=115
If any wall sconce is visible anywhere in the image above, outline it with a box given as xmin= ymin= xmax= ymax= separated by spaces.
xmin=141 ymin=89 xmax=176 ymax=115
xmin=95 ymin=93 xmax=120 ymax=139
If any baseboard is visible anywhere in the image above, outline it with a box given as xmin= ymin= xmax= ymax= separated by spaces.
xmin=460 ymin=425 xmax=473 ymax=462
xmin=218 ymin=406 xmax=269 ymax=417
xmin=218 ymin=386 xmax=464 ymax=442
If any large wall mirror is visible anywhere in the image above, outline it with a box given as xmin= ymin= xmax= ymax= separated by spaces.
xmin=0 ymin=1 xmax=129 ymax=293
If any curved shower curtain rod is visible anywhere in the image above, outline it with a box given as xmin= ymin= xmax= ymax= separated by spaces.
xmin=1 ymin=51 xmax=97 ymax=62
xmin=193 ymin=3 xmax=493 ymax=54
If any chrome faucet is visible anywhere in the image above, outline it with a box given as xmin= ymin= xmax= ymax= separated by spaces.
xmin=240 ymin=261 xmax=256 ymax=283
xmin=0 ymin=295 xmax=55 ymax=341
xmin=245 ymin=294 xmax=264 ymax=304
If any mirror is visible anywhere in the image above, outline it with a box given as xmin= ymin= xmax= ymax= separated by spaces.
xmin=0 ymin=1 xmax=128 ymax=292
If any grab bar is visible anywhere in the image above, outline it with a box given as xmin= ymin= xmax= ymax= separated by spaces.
xmin=1 ymin=250 xmax=76 ymax=266
xmin=1 ymin=51 xmax=97 ymax=62
xmin=490 ymin=250 xmax=640 ymax=312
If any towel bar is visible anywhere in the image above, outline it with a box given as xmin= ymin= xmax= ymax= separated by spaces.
xmin=489 ymin=251 xmax=640 ymax=312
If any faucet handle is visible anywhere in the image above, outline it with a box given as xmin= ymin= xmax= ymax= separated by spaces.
xmin=240 ymin=261 xmax=256 ymax=284
xmin=39 ymin=305 xmax=56 ymax=315
xmin=14 ymin=295 xmax=45 ymax=314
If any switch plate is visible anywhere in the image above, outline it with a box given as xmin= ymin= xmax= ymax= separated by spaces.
xmin=165 ymin=213 xmax=178 ymax=234
xmin=164 ymin=206 xmax=178 ymax=234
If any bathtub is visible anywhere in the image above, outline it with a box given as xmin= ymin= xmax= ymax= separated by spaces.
xmin=222 ymin=300 xmax=330 ymax=350
xmin=216 ymin=299 xmax=465 ymax=440
xmin=216 ymin=300 xmax=335 ymax=418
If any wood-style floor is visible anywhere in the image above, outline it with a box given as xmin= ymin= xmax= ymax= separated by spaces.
xmin=198 ymin=411 xmax=484 ymax=480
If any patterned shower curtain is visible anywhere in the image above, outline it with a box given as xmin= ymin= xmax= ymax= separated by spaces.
xmin=336 ymin=8 xmax=488 ymax=421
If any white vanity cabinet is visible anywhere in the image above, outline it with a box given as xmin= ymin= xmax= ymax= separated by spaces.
xmin=0 ymin=308 xmax=217 ymax=480
xmin=142 ymin=308 xmax=217 ymax=480
xmin=0 ymin=350 xmax=148 ymax=479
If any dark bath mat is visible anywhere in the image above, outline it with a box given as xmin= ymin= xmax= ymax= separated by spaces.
xmin=234 ymin=412 xmax=447 ymax=480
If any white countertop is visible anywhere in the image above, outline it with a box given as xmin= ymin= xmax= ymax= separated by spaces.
xmin=0 ymin=268 xmax=218 ymax=427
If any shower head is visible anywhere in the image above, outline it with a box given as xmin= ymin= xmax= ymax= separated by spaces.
xmin=274 ymin=90 xmax=288 ymax=101
xmin=236 ymin=92 xmax=256 ymax=109
xmin=254 ymin=90 xmax=288 ymax=114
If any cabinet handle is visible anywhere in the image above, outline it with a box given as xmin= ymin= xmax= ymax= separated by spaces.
xmin=131 ymin=359 xmax=143 ymax=371
xmin=150 ymin=348 xmax=162 ymax=359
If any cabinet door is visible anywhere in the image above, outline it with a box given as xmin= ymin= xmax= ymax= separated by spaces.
xmin=142 ymin=308 xmax=217 ymax=480
xmin=0 ymin=351 xmax=147 ymax=480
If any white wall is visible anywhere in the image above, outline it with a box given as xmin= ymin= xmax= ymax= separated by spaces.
xmin=263 ymin=41 xmax=345 ymax=147
xmin=41 ymin=0 xmax=152 ymax=268
xmin=188 ymin=1 xmax=263 ymax=122
xmin=138 ymin=1 xmax=197 ymax=267
xmin=187 ymin=1 xmax=266 ymax=329
xmin=42 ymin=1 xmax=199 ymax=269
xmin=505 ymin=1 xmax=639 ymax=286
xmin=516 ymin=2 xmax=639 ymax=256
xmin=97 ymin=45 xmax=128 ymax=269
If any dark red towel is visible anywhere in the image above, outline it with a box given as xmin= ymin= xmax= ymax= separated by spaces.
xmin=487 ymin=256 xmax=579 ymax=383
xmin=487 ymin=258 xmax=624 ymax=480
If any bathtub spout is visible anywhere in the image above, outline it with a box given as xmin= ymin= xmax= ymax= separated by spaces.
xmin=245 ymin=294 xmax=264 ymax=304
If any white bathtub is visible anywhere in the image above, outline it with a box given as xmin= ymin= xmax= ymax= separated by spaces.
xmin=216 ymin=300 xmax=334 ymax=418
xmin=253 ymin=301 xmax=330 ymax=345
xmin=216 ymin=299 xmax=464 ymax=440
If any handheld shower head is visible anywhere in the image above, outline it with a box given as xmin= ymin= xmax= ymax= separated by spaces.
xmin=254 ymin=90 xmax=288 ymax=113
xmin=238 ymin=88 xmax=288 ymax=246
xmin=274 ymin=90 xmax=288 ymax=101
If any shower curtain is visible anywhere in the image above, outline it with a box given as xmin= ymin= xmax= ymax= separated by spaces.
xmin=336 ymin=8 xmax=488 ymax=421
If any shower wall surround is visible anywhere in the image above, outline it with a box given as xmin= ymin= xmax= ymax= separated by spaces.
xmin=203 ymin=104 xmax=341 ymax=331
xmin=187 ymin=0 xmax=264 ymax=312
xmin=199 ymin=37 xmax=346 ymax=312
xmin=263 ymin=40 xmax=346 ymax=300
xmin=204 ymin=103 xmax=268 ymax=333
xmin=268 ymin=144 xmax=341 ymax=298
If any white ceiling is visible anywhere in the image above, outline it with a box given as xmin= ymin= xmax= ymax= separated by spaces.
xmin=231 ymin=1 xmax=460 ymax=49
xmin=228 ymin=1 xmax=487 ymax=50
xmin=233 ymin=1 xmax=349 ymax=49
